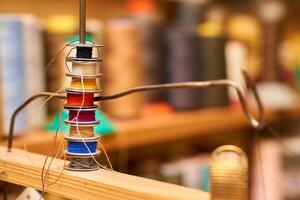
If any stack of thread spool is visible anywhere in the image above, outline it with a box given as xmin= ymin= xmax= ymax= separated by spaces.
xmin=64 ymin=44 xmax=102 ymax=171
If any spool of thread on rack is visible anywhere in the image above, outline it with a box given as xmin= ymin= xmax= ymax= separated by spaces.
xmin=70 ymin=77 xmax=99 ymax=91
xmin=66 ymin=92 xmax=94 ymax=107
xmin=68 ymin=156 xmax=99 ymax=171
xmin=69 ymin=109 xmax=96 ymax=122
xmin=71 ymin=61 xmax=100 ymax=76
xmin=64 ymin=43 xmax=102 ymax=171
xmin=69 ymin=125 xmax=94 ymax=137
xmin=67 ymin=140 xmax=98 ymax=154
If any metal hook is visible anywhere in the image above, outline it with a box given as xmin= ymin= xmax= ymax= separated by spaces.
xmin=7 ymin=70 xmax=265 ymax=152
xmin=95 ymin=70 xmax=266 ymax=130
xmin=7 ymin=92 xmax=66 ymax=152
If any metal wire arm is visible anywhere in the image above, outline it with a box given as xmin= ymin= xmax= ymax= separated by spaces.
xmin=7 ymin=70 xmax=265 ymax=152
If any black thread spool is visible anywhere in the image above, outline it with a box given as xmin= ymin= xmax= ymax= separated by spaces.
xmin=166 ymin=26 xmax=203 ymax=110
xmin=139 ymin=22 xmax=165 ymax=103
xmin=199 ymin=36 xmax=229 ymax=107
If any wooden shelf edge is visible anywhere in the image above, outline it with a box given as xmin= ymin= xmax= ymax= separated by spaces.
xmin=0 ymin=146 xmax=209 ymax=200
xmin=5 ymin=106 xmax=300 ymax=154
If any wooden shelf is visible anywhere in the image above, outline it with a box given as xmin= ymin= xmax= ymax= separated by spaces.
xmin=0 ymin=146 xmax=209 ymax=200
xmin=5 ymin=106 xmax=300 ymax=155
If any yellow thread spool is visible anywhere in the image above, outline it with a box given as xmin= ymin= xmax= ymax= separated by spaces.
xmin=69 ymin=126 xmax=94 ymax=137
xmin=70 ymin=77 xmax=99 ymax=90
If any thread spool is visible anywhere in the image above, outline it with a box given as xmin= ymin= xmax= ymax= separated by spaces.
xmin=68 ymin=108 xmax=96 ymax=122
xmin=66 ymin=155 xmax=99 ymax=171
xmin=166 ymin=26 xmax=203 ymax=110
xmin=45 ymin=15 xmax=77 ymax=116
xmin=198 ymin=25 xmax=229 ymax=107
xmin=67 ymin=140 xmax=97 ymax=154
xmin=104 ymin=19 xmax=144 ymax=118
xmin=65 ymin=119 xmax=99 ymax=125
xmin=126 ymin=0 xmax=165 ymax=102
xmin=210 ymin=145 xmax=248 ymax=200
xmin=66 ymin=92 xmax=95 ymax=107
xmin=65 ymin=136 xmax=100 ymax=155
xmin=71 ymin=61 xmax=100 ymax=75
xmin=70 ymin=77 xmax=99 ymax=91
xmin=69 ymin=125 xmax=94 ymax=137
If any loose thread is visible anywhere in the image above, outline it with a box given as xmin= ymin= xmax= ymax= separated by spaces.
xmin=254 ymin=130 xmax=267 ymax=200
xmin=98 ymin=140 xmax=114 ymax=171
xmin=40 ymin=109 xmax=63 ymax=199
xmin=266 ymin=125 xmax=294 ymax=156
xmin=73 ymin=72 xmax=113 ymax=171
xmin=47 ymin=40 xmax=79 ymax=71
xmin=23 ymin=86 xmax=66 ymax=167
xmin=49 ymin=154 xmax=67 ymax=186
xmin=45 ymin=112 xmax=67 ymax=182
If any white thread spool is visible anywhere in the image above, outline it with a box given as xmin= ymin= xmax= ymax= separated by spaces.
xmin=71 ymin=61 xmax=100 ymax=76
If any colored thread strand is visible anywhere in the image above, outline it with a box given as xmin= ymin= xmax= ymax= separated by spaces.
xmin=46 ymin=40 xmax=79 ymax=70
xmin=41 ymin=113 xmax=62 ymax=200
xmin=41 ymin=111 xmax=66 ymax=197
xmin=98 ymin=140 xmax=113 ymax=171
xmin=23 ymin=86 xmax=66 ymax=167
xmin=74 ymin=73 xmax=112 ymax=171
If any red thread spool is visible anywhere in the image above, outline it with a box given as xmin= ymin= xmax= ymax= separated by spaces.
xmin=66 ymin=92 xmax=94 ymax=107
xmin=69 ymin=110 xmax=96 ymax=122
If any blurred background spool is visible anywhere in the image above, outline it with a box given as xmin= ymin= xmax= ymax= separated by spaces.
xmin=210 ymin=145 xmax=248 ymax=200
xmin=126 ymin=0 xmax=165 ymax=103
xmin=166 ymin=1 xmax=203 ymax=110
xmin=258 ymin=1 xmax=286 ymax=81
xmin=45 ymin=15 xmax=77 ymax=116
xmin=198 ymin=22 xmax=229 ymax=107
xmin=103 ymin=19 xmax=144 ymax=118
xmin=69 ymin=125 xmax=94 ymax=138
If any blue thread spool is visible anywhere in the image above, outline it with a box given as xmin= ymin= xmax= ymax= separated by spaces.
xmin=68 ymin=141 xmax=97 ymax=154
xmin=65 ymin=136 xmax=100 ymax=156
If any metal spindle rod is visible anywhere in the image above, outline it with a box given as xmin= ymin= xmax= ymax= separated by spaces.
xmin=79 ymin=0 xmax=86 ymax=44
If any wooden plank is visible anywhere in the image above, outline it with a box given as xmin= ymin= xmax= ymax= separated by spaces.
xmin=4 ymin=106 xmax=283 ymax=155
xmin=0 ymin=146 xmax=209 ymax=200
